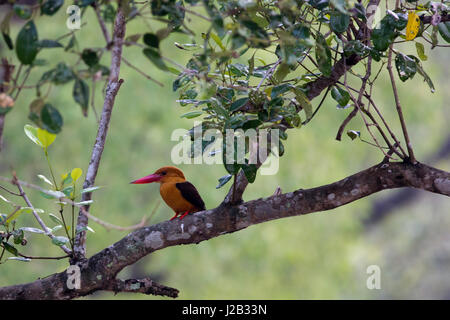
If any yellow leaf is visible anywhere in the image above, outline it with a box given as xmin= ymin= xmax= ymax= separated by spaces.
xmin=61 ymin=173 xmax=68 ymax=180
xmin=37 ymin=128 xmax=56 ymax=149
xmin=71 ymin=168 xmax=82 ymax=182
xmin=406 ymin=11 xmax=420 ymax=41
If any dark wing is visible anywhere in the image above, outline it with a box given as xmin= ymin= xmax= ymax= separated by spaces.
xmin=176 ymin=181 xmax=206 ymax=211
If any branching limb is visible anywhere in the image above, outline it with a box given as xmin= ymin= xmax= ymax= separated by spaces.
xmin=12 ymin=174 xmax=72 ymax=255
xmin=0 ymin=162 xmax=448 ymax=299
xmin=73 ymin=3 xmax=127 ymax=262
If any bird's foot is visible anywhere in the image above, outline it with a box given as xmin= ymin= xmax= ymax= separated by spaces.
xmin=179 ymin=211 xmax=190 ymax=220
xmin=169 ymin=213 xmax=179 ymax=221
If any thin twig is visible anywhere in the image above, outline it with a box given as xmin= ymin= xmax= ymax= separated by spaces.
xmin=122 ymin=57 xmax=164 ymax=87
xmin=90 ymin=78 xmax=100 ymax=124
xmin=257 ymin=59 xmax=281 ymax=90
xmin=302 ymin=86 xmax=331 ymax=125
xmin=336 ymin=107 xmax=358 ymax=141
xmin=13 ymin=66 xmax=31 ymax=101
xmin=12 ymin=174 xmax=72 ymax=255
xmin=0 ymin=175 xmax=149 ymax=231
xmin=387 ymin=45 xmax=416 ymax=163
xmin=94 ymin=4 xmax=112 ymax=45
xmin=17 ymin=253 xmax=70 ymax=260
xmin=0 ymin=185 xmax=21 ymax=196
xmin=364 ymin=95 xmax=407 ymax=158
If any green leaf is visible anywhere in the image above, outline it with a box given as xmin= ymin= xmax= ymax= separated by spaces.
xmin=51 ymin=236 xmax=69 ymax=246
xmin=222 ymin=137 xmax=242 ymax=175
xmin=2 ymin=242 xmax=18 ymax=256
xmin=395 ymin=53 xmax=417 ymax=81
xmin=273 ymin=63 xmax=290 ymax=83
xmin=415 ymin=42 xmax=427 ymax=61
xmin=61 ymin=172 xmax=73 ymax=185
xmin=62 ymin=186 xmax=74 ymax=197
xmin=0 ymin=194 xmax=11 ymax=205
xmin=1 ymin=11 xmax=14 ymax=50
xmin=13 ymin=4 xmax=32 ymax=20
xmin=216 ymin=174 xmax=233 ymax=189
xmin=330 ymin=0 xmax=349 ymax=14
xmin=81 ymin=49 xmax=99 ymax=68
xmin=228 ymin=63 xmax=248 ymax=77
xmin=48 ymin=213 xmax=63 ymax=225
xmin=76 ymin=225 xmax=95 ymax=234
xmin=24 ymin=124 xmax=43 ymax=147
xmin=73 ymin=78 xmax=90 ymax=116
xmin=81 ymin=186 xmax=101 ymax=194
xmin=347 ymin=130 xmax=360 ymax=140
xmin=75 ymin=200 xmax=94 ymax=206
xmin=65 ymin=35 xmax=77 ymax=51
xmin=371 ymin=14 xmax=399 ymax=51
xmin=41 ymin=104 xmax=63 ymax=134
xmin=37 ymin=39 xmax=63 ymax=48
xmin=330 ymin=11 xmax=350 ymax=34
xmin=230 ymin=98 xmax=249 ymax=112
xmin=37 ymin=174 xmax=54 ymax=186
xmin=7 ymin=257 xmax=30 ymax=262
xmin=271 ymin=83 xmax=292 ymax=99
xmin=415 ymin=60 xmax=435 ymax=93
xmin=143 ymin=33 xmax=160 ymax=48
xmin=292 ymin=87 xmax=312 ymax=120
xmin=52 ymin=225 xmax=63 ymax=232
xmin=315 ymin=33 xmax=332 ymax=77
xmin=210 ymin=32 xmax=225 ymax=50
xmin=44 ymin=62 xmax=74 ymax=85
xmin=21 ymin=227 xmax=45 ymax=234
xmin=77 ymin=0 xmax=95 ymax=8
xmin=2 ymin=31 xmax=13 ymax=50
xmin=331 ymin=86 xmax=350 ymax=106
xmin=242 ymin=163 xmax=257 ymax=183
xmin=438 ymin=22 xmax=450 ymax=43
xmin=12 ymin=229 xmax=24 ymax=244
xmin=344 ymin=40 xmax=371 ymax=57
xmin=41 ymin=0 xmax=64 ymax=16
xmin=143 ymin=47 xmax=169 ymax=71
xmin=16 ymin=20 xmax=39 ymax=65
xmin=6 ymin=208 xmax=32 ymax=224
xmin=181 ymin=111 xmax=203 ymax=119
xmin=41 ymin=189 xmax=66 ymax=199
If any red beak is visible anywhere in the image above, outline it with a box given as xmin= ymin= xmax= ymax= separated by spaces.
xmin=130 ymin=173 xmax=162 ymax=184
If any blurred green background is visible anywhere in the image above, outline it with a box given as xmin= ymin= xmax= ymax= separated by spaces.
xmin=0 ymin=2 xmax=449 ymax=299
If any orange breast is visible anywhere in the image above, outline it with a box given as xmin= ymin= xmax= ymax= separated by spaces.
xmin=160 ymin=182 xmax=196 ymax=213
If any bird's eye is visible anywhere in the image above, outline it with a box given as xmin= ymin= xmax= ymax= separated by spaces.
xmin=161 ymin=171 xmax=167 ymax=176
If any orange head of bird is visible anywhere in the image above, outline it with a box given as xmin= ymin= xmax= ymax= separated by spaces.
xmin=130 ymin=166 xmax=186 ymax=184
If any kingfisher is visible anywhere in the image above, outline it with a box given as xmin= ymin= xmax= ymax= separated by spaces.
xmin=131 ymin=166 xmax=206 ymax=220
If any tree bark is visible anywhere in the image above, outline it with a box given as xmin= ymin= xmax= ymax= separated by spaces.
xmin=73 ymin=3 xmax=126 ymax=262
xmin=0 ymin=161 xmax=448 ymax=299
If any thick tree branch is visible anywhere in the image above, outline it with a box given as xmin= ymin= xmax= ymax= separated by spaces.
xmin=305 ymin=54 xmax=361 ymax=101
xmin=73 ymin=4 xmax=126 ymax=261
xmin=1 ymin=162 xmax=448 ymax=299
